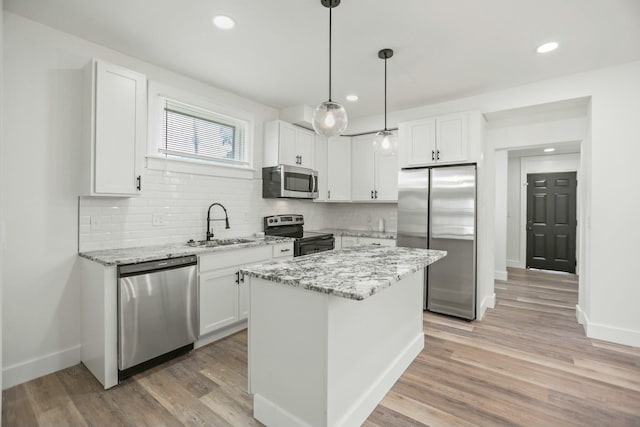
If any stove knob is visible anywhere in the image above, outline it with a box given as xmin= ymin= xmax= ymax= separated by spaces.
xmin=269 ymin=219 xmax=273 ymax=223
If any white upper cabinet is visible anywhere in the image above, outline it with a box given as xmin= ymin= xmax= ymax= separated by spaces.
xmin=351 ymin=135 xmax=376 ymax=201
xmin=399 ymin=112 xmax=468 ymax=167
xmin=374 ymin=150 xmax=399 ymax=201
xmin=264 ymin=120 xmax=315 ymax=169
xmin=84 ymin=59 xmax=146 ymax=196
xmin=351 ymin=134 xmax=398 ymax=202
xmin=326 ymin=136 xmax=351 ymax=201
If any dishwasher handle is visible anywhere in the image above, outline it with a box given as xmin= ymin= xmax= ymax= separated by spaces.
xmin=118 ymin=255 xmax=198 ymax=277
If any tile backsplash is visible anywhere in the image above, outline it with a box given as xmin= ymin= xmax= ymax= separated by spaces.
xmin=79 ymin=169 xmax=398 ymax=252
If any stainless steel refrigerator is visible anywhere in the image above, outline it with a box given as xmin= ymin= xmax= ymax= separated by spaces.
xmin=397 ymin=165 xmax=477 ymax=320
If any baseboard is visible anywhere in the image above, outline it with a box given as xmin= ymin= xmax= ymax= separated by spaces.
xmin=478 ymin=293 xmax=496 ymax=320
xmin=194 ymin=320 xmax=247 ymax=350
xmin=3 ymin=345 xmax=81 ymax=389
xmin=494 ymin=270 xmax=508 ymax=281
xmin=576 ymin=305 xmax=640 ymax=348
xmin=575 ymin=304 xmax=587 ymax=325
xmin=254 ymin=393 xmax=315 ymax=427
xmin=506 ymin=259 xmax=521 ymax=268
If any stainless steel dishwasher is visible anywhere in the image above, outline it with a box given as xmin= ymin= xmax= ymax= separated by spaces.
xmin=118 ymin=255 xmax=198 ymax=380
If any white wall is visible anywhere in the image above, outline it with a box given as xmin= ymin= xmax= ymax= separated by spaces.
xmin=1 ymin=0 xmax=5 ymax=406
xmin=506 ymin=157 xmax=521 ymax=266
xmin=494 ymin=151 xmax=508 ymax=281
xmin=350 ymin=60 xmax=640 ymax=347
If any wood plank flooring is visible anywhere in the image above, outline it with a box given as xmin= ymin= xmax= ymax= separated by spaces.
xmin=3 ymin=267 xmax=640 ymax=426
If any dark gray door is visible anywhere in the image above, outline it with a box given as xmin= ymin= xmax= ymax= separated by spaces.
xmin=526 ymin=172 xmax=577 ymax=273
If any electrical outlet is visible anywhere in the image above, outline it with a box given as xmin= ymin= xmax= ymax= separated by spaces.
xmin=90 ymin=216 xmax=101 ymax=230
xmin=152 ymin=214 xmax=166 ymax=226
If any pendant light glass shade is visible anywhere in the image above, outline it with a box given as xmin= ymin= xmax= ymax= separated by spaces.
xmin=313 ymin=101 xmax=348 ymax=136
xmin=313 ymin=0 xmax=347 ymax=137
xmin=373 ymin=129 xmax=397 ymax=155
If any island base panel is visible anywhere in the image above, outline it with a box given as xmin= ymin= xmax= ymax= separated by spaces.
xmin=248 ymin=270 xmax=424 ymax=427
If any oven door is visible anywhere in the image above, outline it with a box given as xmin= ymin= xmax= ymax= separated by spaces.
xmin=295 ymin=236 xmax=335 ymax=257
xmin=281 ymin=165 xmax=318 ymax=199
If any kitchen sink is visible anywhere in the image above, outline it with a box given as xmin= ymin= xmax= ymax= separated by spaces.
xmin=186 ymin=238 xmax=254 ymax=247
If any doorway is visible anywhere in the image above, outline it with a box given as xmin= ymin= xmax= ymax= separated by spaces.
xmin=526 ymin=171 xmax=577 ymax=273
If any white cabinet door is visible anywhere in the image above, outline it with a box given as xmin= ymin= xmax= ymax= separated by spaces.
xmin=374 ymin=150 xmax=399 ymax=201
xmin=238 ymin=274 xmax=249 ymax=320
xmin=314 ymin=135 xmax=328 ymax=202
xmin=278 ymin=122 xmax=298 ymax=166
xmin=436 ymin=113 xmax=467 ymax=163
xmin=351 ymin=135 xmax=375 ymax=201
xmin=199 ymin=267 xmax=239 ymax=335
xmin=297 ymin=128 xmax=315 ymax=169
xmin=327 ymin=137 xmax=351 ymax=201
xmin=399 ymin=118 xmax=436 ymax=167
xmin=92 ymin=60 xmax=146 ymax=196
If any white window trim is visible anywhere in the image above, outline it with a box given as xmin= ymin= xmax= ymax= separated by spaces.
xmin=147 ymin=81 xmax=255 ymax=179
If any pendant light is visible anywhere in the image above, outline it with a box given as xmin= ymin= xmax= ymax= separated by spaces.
xmin=373 ymin=48 xmax=397 ymax=154
xmin=312 ymin=0 xmax=348 ymax=137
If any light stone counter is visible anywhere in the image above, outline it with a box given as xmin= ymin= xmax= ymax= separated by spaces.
xmin=79 ymin=236 xmax=293 ymax=266
xmin=241 ymin=245 xmax=445 ymax=300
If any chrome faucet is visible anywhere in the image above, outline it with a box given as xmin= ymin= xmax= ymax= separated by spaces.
xmin=206 ymin=203 xmax=230 ymax=241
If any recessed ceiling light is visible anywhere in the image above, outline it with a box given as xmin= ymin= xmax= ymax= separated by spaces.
xmin=346 ymin=94 xmax=359 ymax=102
xmin=544 ymin=148 xmax=556 ymax=152
xmin=537 ymin=42 xmax=559 ymax=54
xmin=213 ymin=15 xmax=235 ymax=30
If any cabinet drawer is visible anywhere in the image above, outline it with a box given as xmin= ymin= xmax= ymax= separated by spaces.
xmin=272 ymin=242 xmax=294 ymax=258
xmin=199 ymin=246 xmax=271 ymax=272
xmin=359 ymin=237 xmax=396 ymax=247
xmin=341 ymin=236 xmax=359 ymax=248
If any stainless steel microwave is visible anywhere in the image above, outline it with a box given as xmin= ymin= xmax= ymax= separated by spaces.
xmin=262 ymin=165 xmax=318 ymax=199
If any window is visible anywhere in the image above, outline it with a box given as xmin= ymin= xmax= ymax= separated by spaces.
xmin=160 ymin=99 xmax=249 ymax=166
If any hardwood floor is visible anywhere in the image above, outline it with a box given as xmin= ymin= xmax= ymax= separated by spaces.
xmin=3 ymin=267 xmax=640 ymax=426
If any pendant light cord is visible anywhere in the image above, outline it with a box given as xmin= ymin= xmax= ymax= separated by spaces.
xmin=384 ymin=55 xmax=387 ymax=130
xmin=328 ymin=6 xmax=332 ymax=102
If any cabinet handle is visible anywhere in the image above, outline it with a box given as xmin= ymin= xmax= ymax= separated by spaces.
xmin=136 ymin=175 xmax=142 ymax=191
xmin=235 ymin=271 xmax=240 ymax=284
xmin=375 ymin=190 xmax=378 ymax=199
xmin=371 ymin=190 xmax=374 ymax=199
xmin=436 ymin=150 xmax=440 ymax=160
xmin=328 ymin=190 xmax=331 ymax=200
xmin=431 ymin=150 xmax=435 ymax=161
xmin=240 ymin=272 xmax=245 ymax=284
xmin=280 ymin=248 xmax=291 ymax=253
xmin=299 ymin=155 xmax=302 ymax=164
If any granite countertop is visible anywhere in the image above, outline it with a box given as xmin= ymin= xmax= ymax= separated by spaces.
xmin=241 ymin=246 xmax=446 ymax=301
xmin=79 ymin=236 xmax=294 ymax=266
xmin=311 ymin=228 xmax=397 ymax=240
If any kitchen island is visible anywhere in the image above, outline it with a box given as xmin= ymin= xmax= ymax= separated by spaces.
xmin=241 ymin=245 xmax=446 ymax=427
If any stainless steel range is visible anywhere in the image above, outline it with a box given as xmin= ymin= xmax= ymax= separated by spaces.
xmin=264 ymin=214 xmax=334 ymax=257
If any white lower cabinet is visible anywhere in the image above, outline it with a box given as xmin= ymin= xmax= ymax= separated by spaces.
xmin=198 ymin=243 xmax=293 ymax=337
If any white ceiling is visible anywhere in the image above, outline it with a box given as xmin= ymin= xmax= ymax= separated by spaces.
xmin=5 ymin=0 xmax=640 ymax=119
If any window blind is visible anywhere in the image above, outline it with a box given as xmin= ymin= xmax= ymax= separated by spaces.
xmin=160 ymin=99 xmax=247 ymax=165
